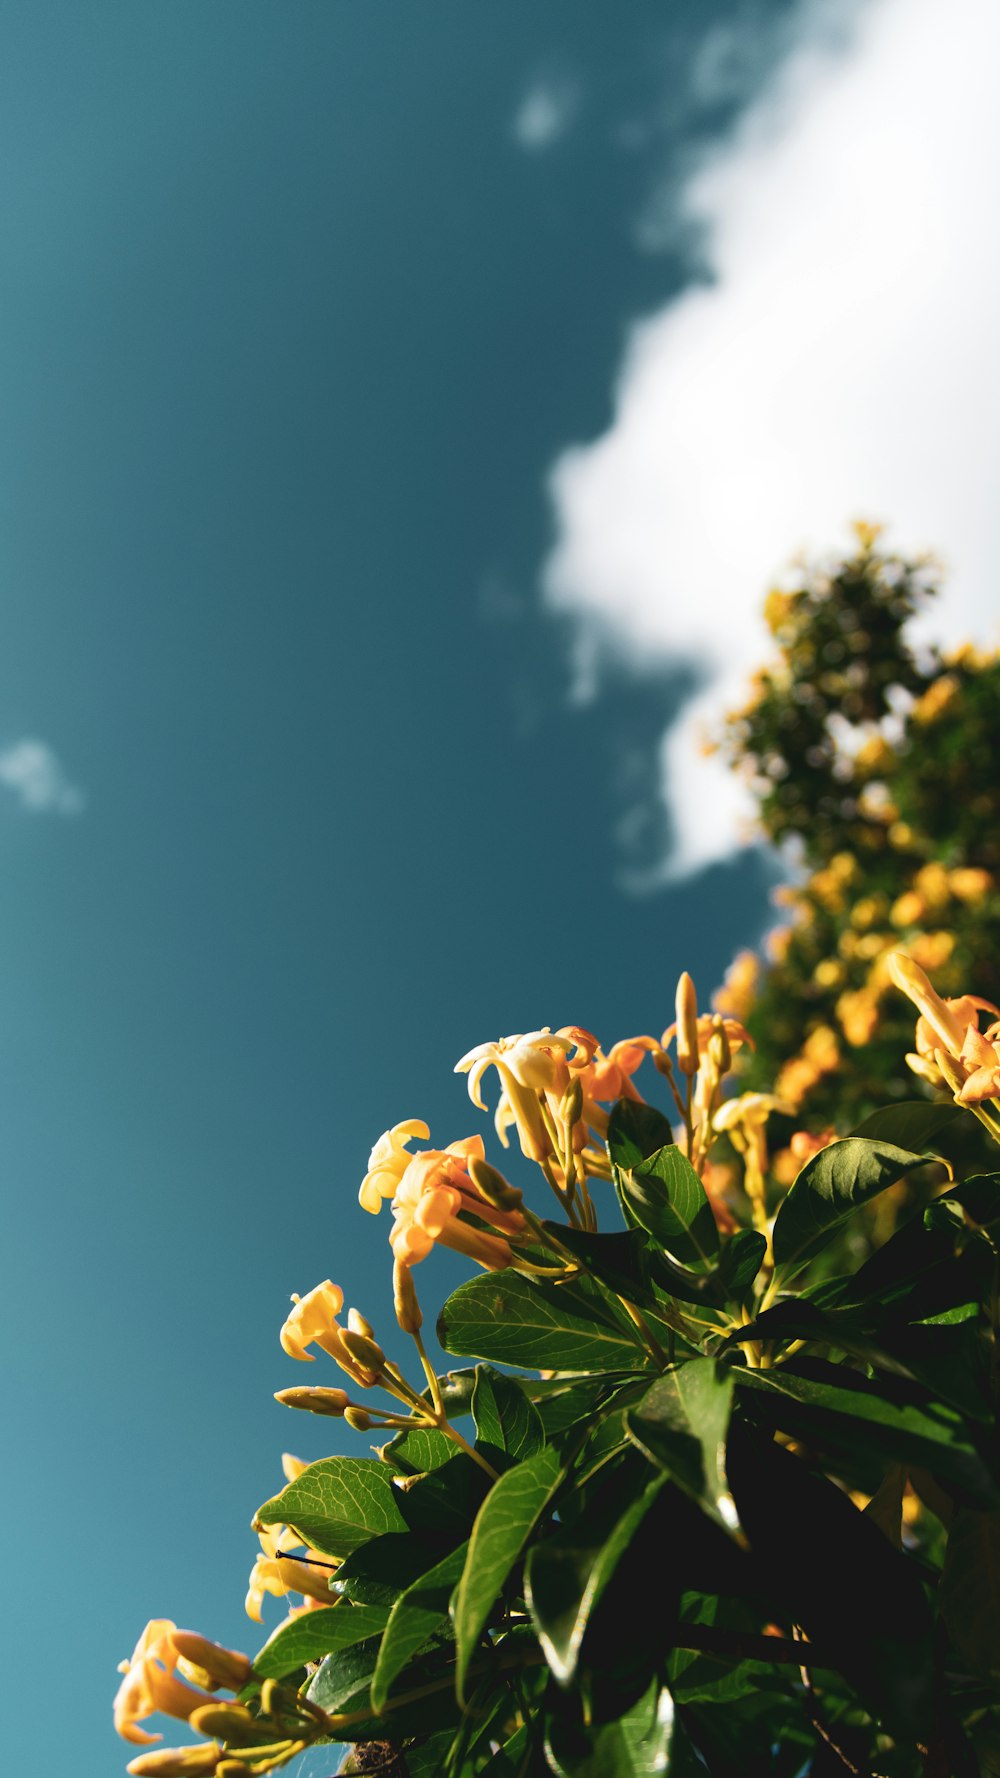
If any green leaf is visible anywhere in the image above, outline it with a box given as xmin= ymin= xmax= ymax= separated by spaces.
xmin=252 ymin=1602 xmax=390 ymax=1679
xmin=525 ymin=1471 xmax=666 ymax=1684
xmin=546 ymin=1682 xmax=677 ymax=1776
xmin=737 ymin=1358 xmax=1000 ymax=1506
xmin=851 ymin=1100 xmax=962 ymax=1149
xmin=334 ymin=1532 xmax=456 ymax=1607
xmin=607 ymin=1099 xmax=675 ymax=1172
xmin=718 ymin=1229 xmax=767 ymax=1300
xmin=543 ymin=1223 xmax=653 ymax=1303
xmin=452 ymin=1444 xmax=561 ymax=1700
xmin=771 ymin=1137 xmax=931 ymax=1277
xmin=472 ymin=1364 xmax=545 ymax=1462
xmin=438 ymin=1268 xmax=649 ymax=1373
xmin=381 ymin=1426 xmax=455 ymax=1476
xmin=939 ymin=1508 xmax=1000 ymax=1678
xmin=370 ymin=1541 xmax=469 ymax=1712
xmin=396 ymin=1451 xmax=491 ymax=1541
xmin=307 ymin=1638 xmax=462 ymax=1740
xmin=255 ymin=1456 xmax=407 ymax=1559
xmin=625 ymin=1359 xmax=737 ymax=1528
xmin=620 ymin=1145 xmax=720 ymax=1270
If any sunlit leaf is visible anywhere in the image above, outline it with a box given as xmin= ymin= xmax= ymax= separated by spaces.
xmin=452 ymin=1445 xmax=561 ymax=1701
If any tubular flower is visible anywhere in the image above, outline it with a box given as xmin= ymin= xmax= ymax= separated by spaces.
xmin=359 ymin=1119 xmax=430 ymax=1213
xmin=245 ymin=1522 xmax=336 ymax=1621
xmin=888 ymin=951 xmax=1000 ymax=1102
xmin=713 ymin=1093 xmax=794 ymax=1234
xmin=279 ymin=1280 xmax=380 ymax=1385
xmin=455 ymin=1029 xmax=581 ymax=1160
xmin=114 ymin=1623 xmax=225 ymax=1746
xmin=126 ymin=1746 xmax=222 ymax=1776
xmin=390 ymin=1133 xmax=525 ymax=1270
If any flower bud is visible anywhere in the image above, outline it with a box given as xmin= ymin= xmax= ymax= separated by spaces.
xmin=127 ymin=1748 xmax=222 ymax=1777
xmin=274 ymin=1386 xmax=350 ymax=1416
xmin=707 ymin=1017 xmax=731 ymax=1075
xmin=341 ymin=1330 xmax=386 ymax=1375
xmin=392 ymin=1256 xmax=423 ymax=1335
xmin=171 ymin=1634 xmax=252 ymax=1694
xmin=345 ymin=1406 xmax=372 ymax=1431
xmin=560 ymin=1077 xmax=584 ymax=1126
xmin=189 ymin=1704 xmax=273 ymax=1744
xmin=675 ymin=973 xmax=700 ymax=1077
xmin=468 ymin=1155 xmax=524 ymax=1212
xmin=347 ymin=1307 xmax=376 ymax=1340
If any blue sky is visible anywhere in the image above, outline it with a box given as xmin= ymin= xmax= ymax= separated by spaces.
xmin=2 ymin=3 xmax=997 ymax=1775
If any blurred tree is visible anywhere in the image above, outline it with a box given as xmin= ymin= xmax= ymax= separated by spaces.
xmin=715 ymin=523 xmax=1000 ymax=1143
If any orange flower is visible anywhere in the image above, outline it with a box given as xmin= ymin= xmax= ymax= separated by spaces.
xmin=889 ymin=950 xmax=1000 ymax=1103
xmin=390 ymin=1134 xmax=525 ymax=1270
xmin=114 ymin=1623 xmax=247 ymax=1747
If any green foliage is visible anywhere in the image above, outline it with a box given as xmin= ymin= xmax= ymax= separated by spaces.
xmin=720 ymin=525 xmax=1000 ymax=1133
xmin=116 ymin=933 xmax=1000 ymax=1775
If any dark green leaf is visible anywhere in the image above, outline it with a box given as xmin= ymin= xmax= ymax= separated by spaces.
xmin=395 ymin=1451 xmax=491 ymax=1541
xmin=625 ymin=1360 xmax=737 ymax=1528
xmin=253 ymin=1602 xmax=389 ymax=1679
xmin=620 ymin=1145 xmax=720 ymax=1270
xmin=370 ymin=1541 xmax=468 ymax=1712
xmin=607 ymin=1099 xmax=676 ymax=1172
xmin=438 ymin=1268 xmax=649 ymax=1373
xmin=335 ymin=1533 xmax=455 ymax=1608
xmin=543 ymin=1222 xmax=653 ymax=1303
xmin=939 ymin=1508 xmax=1000 ymax=1678
xmin=851 ymin=1100 xmax=962 ymax=1149
xmin=452 ymin=1444 xmax=560 ymax=1700
xmin=726 ymin=1416 xmax=934 ymax=1738
xmin=525 ymin=1471 xmax=666 ymax=1684
xmin=255 ymin=1456 xmax=407 ymax=1559
xmin=736 ymin=1358 xmax=1000 ymax=1505
xmin=717 ymin=1230 xmax=767 ymax=1300
xmin=771 ymin=1137 xmax=932 ymax=1277
xmin=307 ymin=1639 xmax=461 ymax=1741
xmin=472 ymin=1364 xmax=545 ymax=1463
xmin=546 ymin=1682 xmax=677 ymax=1776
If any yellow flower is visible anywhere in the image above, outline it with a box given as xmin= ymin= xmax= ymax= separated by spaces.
xmin=359 ymin=1119 xmax=430 ymax=1213
xmin=389 ymin=1134 xmax=524 ymax=1270
xmin=836 ymin=988 xmax=880 ymax=1048
xmin=949 ymin=868 xmax=992 ymax=903
xmin=890 ymin=890 xmax=925 ymax=928
xmin=279 ymin=1281 xmax=380 ymax=1385
xmin=713 ymin=1092 xmax=792 ymax=1136
xmin=911 ymin=674 xmax=959 ymax=725
xmin=126 ymin=1747 xmax=222 ymax=1776
xmin=909 ymin=930 xmax=955 ymax=972
xmin=713 ymin=950 xmax=759 ymax=1023
xmin=455 ymin=1030 xmax=578 ymax=1160
xmin=245 ymin=1521 xmax=336 ymax=1621
xmin=114 ymin=1623 xmax=239 ymax=1746
xmin=888 ymin=950 xmax=1000 ymax=1101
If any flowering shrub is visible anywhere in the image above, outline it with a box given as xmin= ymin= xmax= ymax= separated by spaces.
xmin=115 ymin=960 xmax=1000 ymax=1777
xmin=719 ymin=524 xmax=1000 ymax=1135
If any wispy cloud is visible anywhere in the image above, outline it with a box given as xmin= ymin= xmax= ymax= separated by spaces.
xmin=542 ymin=0 xmax=1000 ymax=882
xmin=512 ymin=77 xmax=578 ymax=153
xmin=0 ymin=740 xmax=85 ymax=815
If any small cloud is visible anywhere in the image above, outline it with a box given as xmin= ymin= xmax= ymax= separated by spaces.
xmin=0 ymin=739 xmax=85 ymax=815
xmin=512 ymin=78 xmax=578 ymax=152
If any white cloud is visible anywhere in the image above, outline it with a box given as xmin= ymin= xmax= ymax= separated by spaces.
xmin=543 ymin=0 xmax=1000 ymax=881
xmin=512 ymin=78 xmax=578 ymax=152
xmin=0 ymin=740 xmax=85 ymax=815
